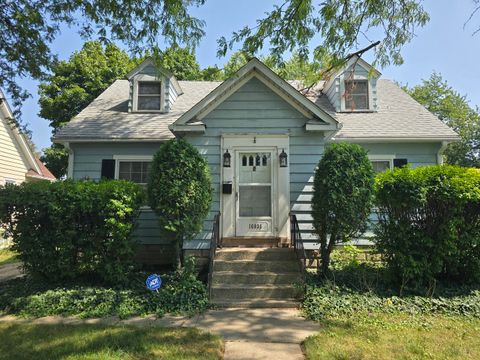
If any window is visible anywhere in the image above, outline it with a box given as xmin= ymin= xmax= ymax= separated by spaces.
xmin=371 ymin=160 xmax=391 ymax=174
xmin=4 ymin=179 xmax=16 ymax=185
xmin=137 ymin=81 xmax=161 ymax=111
xmin=118 ymin=161 xmax=151 ymax=185
xmin=345 ymin=80 xmax=369 ymax=110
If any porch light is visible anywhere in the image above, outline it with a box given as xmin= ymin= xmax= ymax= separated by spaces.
xmin=223 ymin=150 xmax=231 ymax=167
xmin=279 ymin=149 xmax=288 ymax=167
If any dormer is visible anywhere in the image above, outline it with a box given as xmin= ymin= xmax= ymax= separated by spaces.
xmin=126 ymin=58 xmax=183 ymax=113
xmin=323 ymin=56 xmax=381 ymax=112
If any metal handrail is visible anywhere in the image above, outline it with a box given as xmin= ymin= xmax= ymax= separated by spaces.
xmin=290 ymin=213 xmax=307 ymax=273
xmin=207 ymin=212 xmax=220 ymax=300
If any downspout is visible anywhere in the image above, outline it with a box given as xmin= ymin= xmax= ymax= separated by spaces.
xmin=437 ymin=141 xmax=449 ymax=165
xmin=64 ymin=142 xmax=74 ymax=179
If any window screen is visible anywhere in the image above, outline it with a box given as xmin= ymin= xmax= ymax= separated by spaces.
xmin=371 ymin=160 xmax=391 ymax=174
xmin=137 ymin=82 xmax=161 ymax=110
xmin=118 ymin=161 xmax=151 ymax=184
xmin=345 ymin=80 xmax=369 ymax=110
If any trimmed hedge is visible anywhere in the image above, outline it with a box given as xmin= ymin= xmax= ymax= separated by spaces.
xmin=312 ymin=143 xmax=375 ymax=274
xmin=148 ymin=139 xmax=212 ymax=267
xmin=0 ymin=180 xmax=144 ymax=284
xmin=374 ymin=166 xmax=480 ymax=289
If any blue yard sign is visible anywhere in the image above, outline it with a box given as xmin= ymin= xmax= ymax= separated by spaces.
xmin=146 ymin=274 xmax=162 ymax=291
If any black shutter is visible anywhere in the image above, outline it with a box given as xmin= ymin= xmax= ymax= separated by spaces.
xmin=101 ymin=159 xmax=116 ymax=179
xmin=393 ymin=158 xmax=408 ymax=168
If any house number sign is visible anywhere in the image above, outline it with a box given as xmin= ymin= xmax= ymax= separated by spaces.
xmin=249 ymin=223 xmax=265 ymax=230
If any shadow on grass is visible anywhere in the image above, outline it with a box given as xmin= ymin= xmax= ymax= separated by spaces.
xmin=0 ymin=322 xmax=223 ymax=360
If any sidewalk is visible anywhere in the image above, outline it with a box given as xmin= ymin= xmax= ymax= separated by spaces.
xmin=0 ymin=262 xmax=23 ymax=282
xmin=0 ymin=308 xmax=320 ymax=359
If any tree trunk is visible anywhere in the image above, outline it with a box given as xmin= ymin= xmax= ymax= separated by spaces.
xmin=173 ymin=240 xmax=182 ymax=269
xmin=320 ymin=233 xmax=336 ymax=275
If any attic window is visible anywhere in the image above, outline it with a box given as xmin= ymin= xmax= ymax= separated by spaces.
xmin=345 ymin=80 xmax=368 ymax=110
xmin=137 ymin=81 xmax=161 ymax=111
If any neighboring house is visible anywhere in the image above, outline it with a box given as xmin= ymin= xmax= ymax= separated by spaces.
xmin=0 ymin=89 xmax=56 ymax=185
xmin=54 ymin=57 xmax=459 ymax=260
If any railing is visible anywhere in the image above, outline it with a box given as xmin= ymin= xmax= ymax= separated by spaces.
xmin=207 ymin=212 xmax=221 ymax=300
xmin=290 ymin=213 xmax=307 ymax=273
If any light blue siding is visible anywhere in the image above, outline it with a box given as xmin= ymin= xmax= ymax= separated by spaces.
xmin=185 ymin=77 xmax=326 ymax=249
xmin=70 ymin=142 xmax=168 ymax=246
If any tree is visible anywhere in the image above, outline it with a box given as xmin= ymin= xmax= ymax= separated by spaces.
xmin=153 ymin=46 xmax=202 ymax=80
xmin=218 ymin=0 xmax=430 ymax=73
xmin=1 ymin=0 xmax=206 ymax=115
xmin=39 ymin=41 xmax=134 ymax=132
xmin=147 ymin=139 xmax=212 ymax=268
xmin=312 ymin=143 xmax=375 ymax=275
xmin=405 ymin=72 xmax=480 ymax=167
xmin=38 ymin=41 xmax=136 ymax=177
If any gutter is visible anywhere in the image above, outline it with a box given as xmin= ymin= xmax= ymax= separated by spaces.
xmin=437 ymin=141 xmax=449 ymax=165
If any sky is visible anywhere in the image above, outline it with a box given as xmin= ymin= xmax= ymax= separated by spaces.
xmin=14 ymin=0 xmax=480 ymax=152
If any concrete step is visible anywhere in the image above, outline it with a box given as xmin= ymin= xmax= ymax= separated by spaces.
xmin=221 ymin=237 xmax=281 ymax=247
xmin=214 ymin=260 xmax=300 ymax=273
xmin=215 ymin=248 xmax=296 ymax=261
xmin=212 ymin=271 xmax=302 ymax=285
xmin=212 ymin=299 xmax=299 ymax=309
xmin=211 ymin=284 xmax=300 ymax=301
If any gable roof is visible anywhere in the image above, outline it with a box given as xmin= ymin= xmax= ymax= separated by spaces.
xmin=170 ymin=58 xmax=339 ymax=132
xmin=0 ymin=89 xmax=56 ymax=181
xmin=126 ymin=57 xmax=183 ymax=96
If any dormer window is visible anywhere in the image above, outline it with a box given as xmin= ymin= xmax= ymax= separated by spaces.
xmin=345 ymin=80 xmax=369 ymax=110
xmin=137 ymin=81 xmax=162 ymax=111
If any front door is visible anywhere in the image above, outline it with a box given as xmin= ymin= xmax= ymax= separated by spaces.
xmin=235 ymin=151 xmax=274 ymax=236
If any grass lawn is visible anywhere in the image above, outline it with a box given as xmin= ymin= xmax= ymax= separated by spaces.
xmin=303 ymin=313 xmax=480 ymax=360
xmin=0 ymin=322 xmax=223 ymax=360
xmin=0 ymin=249 xmax=18 ymax=266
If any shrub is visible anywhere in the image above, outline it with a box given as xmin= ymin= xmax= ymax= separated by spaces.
xmin=0 ymin=180 xmax=144 ymax=284
xmin=148 ymin=139 xmax=212 ymax=267
xmin=312 ymin=143 xmax=375 ymax=274
xmin=375 ymin=165 xmax=480 ymax=290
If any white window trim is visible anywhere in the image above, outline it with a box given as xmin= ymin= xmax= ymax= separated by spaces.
xmin=113 ymin=155 xmax=153 ymax=185
xmin=368 ymin=155 xmax=395 ymax=170
xmin=132 ymin=74 xmax=165 ymax=113
xmin=4 ymin=178 xmax=16 ymax=185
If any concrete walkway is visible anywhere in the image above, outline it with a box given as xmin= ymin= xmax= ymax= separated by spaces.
xmin=0 ymin=308 xmax=319 ymax=359
xmin=0 ymin=262 xmax=23 ymax=282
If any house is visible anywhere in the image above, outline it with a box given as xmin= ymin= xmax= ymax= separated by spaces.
xmin=53 ymin=57 xmax=459 ymax=261
xmin=0 ymin=89 xmax=56 ymax=185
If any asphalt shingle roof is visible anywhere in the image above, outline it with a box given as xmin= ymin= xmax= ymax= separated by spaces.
xmin=54 ymin=78 xmax=458 ymax=141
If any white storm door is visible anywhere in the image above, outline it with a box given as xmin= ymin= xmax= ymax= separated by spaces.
xmin=235 ymin=151 xmax=274 ymax=237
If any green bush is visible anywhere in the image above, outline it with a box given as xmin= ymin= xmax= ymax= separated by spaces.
xmin=0 ymin=257 xmax=208 ymax=318
xmin=312 ymin=143 xmax=375 ymax=274
xmin=148 ymin=139 xmax=212 ymax=267
xmin=0 ymin=180 xmax=144 ymax=284
xmin=375 ymin=165 xmax=480 ymax=290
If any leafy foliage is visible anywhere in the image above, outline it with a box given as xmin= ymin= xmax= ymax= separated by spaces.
xmin=39 ymin=144 xmax=69 ymax=179
xmin=218 ymin=0 xmax=430 ymax=74
xmin=302 ymin=248 xmax=480 ymax=321
xmin=1 ymin=0 xmax=206 ymax=115
xmin=312 ymin=143 xmax=375 ymax=274
xmin=374 ymin=165 xmax=480 ymax=290
xmin=147 ymin=139 xmax=212 ymax=267
xmin=0 ymin=180 xmax=145 ymax=284
xmin=405 ymin=72 xmax=480 ymax=167
xmin=0 ymin=257 xmax=208 ymax=318
xmin=39 ymin=41 xmax=135 ymax=132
